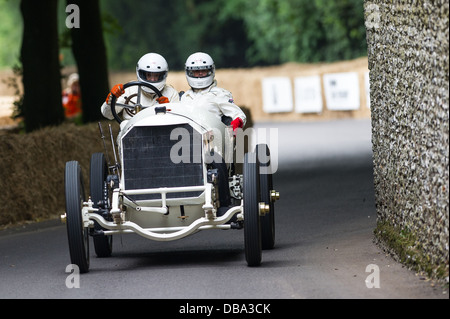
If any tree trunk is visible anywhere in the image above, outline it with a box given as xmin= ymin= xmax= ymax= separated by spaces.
xmin=20 ymin=0 xmax=64 ymax=132
xmin=69 ymin=0 xmax=110 ymax=123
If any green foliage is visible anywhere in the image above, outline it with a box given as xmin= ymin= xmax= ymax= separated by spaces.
xmin=97 ymin=0 xmax=366 ymax=69
xmin=100 ymin=0 xmax=250 ymax=70
xmin=224 ymin=0 xmax=367 ymax=65
xmin=0 ymin=0 xmax=22 ymax=69
xmin=375 ymin=221 xmax=449 ymax=280
xmin=0 ymin=0 xmax=367 ymax=70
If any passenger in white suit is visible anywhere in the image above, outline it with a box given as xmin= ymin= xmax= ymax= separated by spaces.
xmin=180 ymin=52 xmax=246 ymax=131
xmin=181 ymin=52 xmax=246 ymax=208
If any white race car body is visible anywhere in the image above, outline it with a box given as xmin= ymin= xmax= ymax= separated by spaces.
xmin=63 ymin=82 xmax=277 ymax=272
xmin=88 ymin=102 xmax=238 ymax=240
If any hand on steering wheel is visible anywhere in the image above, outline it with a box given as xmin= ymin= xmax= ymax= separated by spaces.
xmin=106 ymin=84 xmax=125 ymax=104
xmin=109 ymin=81 xmax=163 ymax=123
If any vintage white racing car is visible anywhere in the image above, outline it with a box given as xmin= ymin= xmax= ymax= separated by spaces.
xmin=63 ymin=81 xmax=279 ymax=273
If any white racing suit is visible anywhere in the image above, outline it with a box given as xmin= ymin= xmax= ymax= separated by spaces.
xmin=181 ymin=80 xmax=246 ymax=208
xmin=180 ymin=80 xmax=246 ymax=126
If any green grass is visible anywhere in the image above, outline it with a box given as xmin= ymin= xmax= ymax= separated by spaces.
xmin=374 ymin=221 xmax=449 ymax=283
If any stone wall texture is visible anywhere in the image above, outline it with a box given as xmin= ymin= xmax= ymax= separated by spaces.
xmin=364 ymin=0 xmax=448 ymax=278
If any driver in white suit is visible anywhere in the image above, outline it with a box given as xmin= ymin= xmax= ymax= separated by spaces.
xmin=101 ymin=53 xmax=179 ymax=120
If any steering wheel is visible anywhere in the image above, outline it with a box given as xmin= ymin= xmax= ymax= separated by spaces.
xmin=110 ymin=81 xmax=163 ymax=123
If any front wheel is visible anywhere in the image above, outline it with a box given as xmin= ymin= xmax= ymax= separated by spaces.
xmin=243 ymin=152 xmax=262 ymax=266
xmin=65 ymin=161 xmax=89 ymax=273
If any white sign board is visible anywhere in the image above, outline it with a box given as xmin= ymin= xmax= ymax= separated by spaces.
xmin=261 ymin=77 xmax=293 ymax=113
xmin=323 ymin=72 xmax=360 ymax=111
xmin=294 ymin=75 xmax=323 ymax=113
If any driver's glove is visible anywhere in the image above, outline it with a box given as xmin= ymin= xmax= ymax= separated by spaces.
xmin=231 ymin=117 xmax=244 ymax=132
xmin=106 ymin=83 xmax=125 ymax=104
xmin=156 ymin=96 xmax=169 ymax=104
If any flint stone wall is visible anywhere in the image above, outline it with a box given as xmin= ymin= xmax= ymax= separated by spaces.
xmin=364 ymin=0 xmax=449 ymax=276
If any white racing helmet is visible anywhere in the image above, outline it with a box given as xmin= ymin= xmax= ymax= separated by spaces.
xmin=185 ymin=52 xmax=215 ymax=89
xmin=136 ymin=53 xmax=168 ymax=93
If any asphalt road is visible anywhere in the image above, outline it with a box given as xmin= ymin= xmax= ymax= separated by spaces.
xmin=0 ymin=119 xmax=448 ymax=300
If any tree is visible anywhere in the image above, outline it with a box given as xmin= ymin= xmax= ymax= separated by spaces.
xmin=68 ymin=0 xmax=109 ymax=123
xmin=20 ymin=0 xmax=64 ymax=132
xmin=169 ymin=0 xmax=250 ymax=69
xmin=223 ymin=0 xmax=366 ymax=65
xmin=100 ymin=0 xmax=250 ymax=71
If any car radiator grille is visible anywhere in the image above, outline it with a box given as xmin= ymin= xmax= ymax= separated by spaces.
xmin=121 ymin=124 xmax=203 ymax=201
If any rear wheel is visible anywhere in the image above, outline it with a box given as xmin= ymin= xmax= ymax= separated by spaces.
xmin=243 ymin=152 xmax=262 ymax=266
xmin=65 ymin=161 xmax=89 ymax=273
xmin=256 ymin=144 xmax=275 ymax=250
xmin=90 ymin=153 xmax=113 ymax=257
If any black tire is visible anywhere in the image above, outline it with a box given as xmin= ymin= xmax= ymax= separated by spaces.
xmin=243 ymin=152 xmax=262 ymax=266
xmin=65 ymin=161 xmax=89 ymax=273
xmin=256 ymin=144 xmax=275 ymax=250
xmin=90 ymin=153 xmax=113 ymax=257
